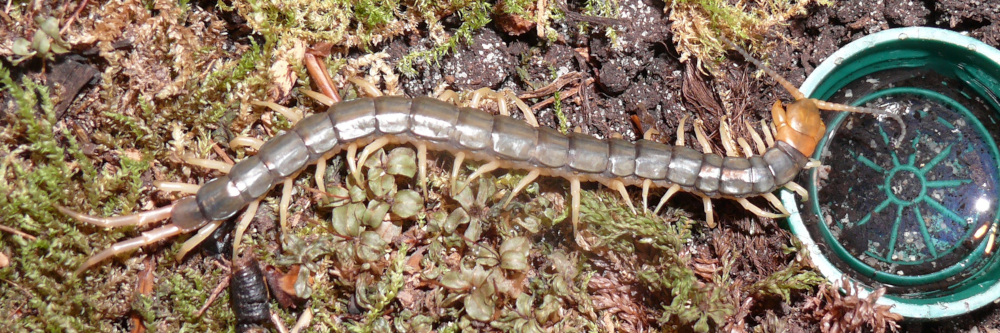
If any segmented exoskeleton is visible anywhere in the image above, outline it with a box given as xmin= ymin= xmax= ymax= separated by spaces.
xmin=59 ymin=41 xmax=899 ymax=275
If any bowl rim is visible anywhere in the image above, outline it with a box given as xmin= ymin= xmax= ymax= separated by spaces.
xmin=787 ymin=26 xmax=1000 ymax=319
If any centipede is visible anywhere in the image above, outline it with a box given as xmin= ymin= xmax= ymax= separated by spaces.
xmin=57 ymin=41 xmax=901 ymax=275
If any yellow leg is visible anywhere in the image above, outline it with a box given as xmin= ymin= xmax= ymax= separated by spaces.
xmin=252 ymin=101 xmax=302 ymax=123
xmin=502 ymin=169 xmax=540 ymax=208
xmin=315 ymin=159 xmax=327 ymax=193
xmin=702 ymin=195 xmax=716 ymax=228
xmin=610 ymin=180 xmax=635 ymax=214
xmin=719 ymin=117 xmax=740 ymax=157
xmin=641 ymin=179 xmax=652 ymax=214
xmin=346 ymin=143 xmax=360 ymax=183
xmin=785 ymin=181 xmax=809 ymax=201
xmin=355 ymin=137 xmax=391 ymax=182
xmin=570 ymin=177 xmax=581 ymax=232
xmin=417 ymin=143 xmax=428 ymax=196
xmin=653 ymin=184 xmax=681 ymax=215
xmin=693 ymin=118 xmax=713 ymax=154
xmin=459 ymin=160 xmax=501 ymax=194
xmin=676 ymin=115 xmax=689 ymax=146
xmin=761 ymin=193 xmax=791 ymax=215
xmin=280 ymin=177 xmax=294 ymax=232
xmin=451 ymin=151 xmax=465 ymax=193
xmin=348 ymin=77 xmax=383 ymax=97
xmin=153 ymin=181 xmax=201 ymax=194
xmin=232 ymin=199 xmax=261 ymax=259
xmin=761 ymin=120 xmax=775 ymax=147
xmin=176 ymin=220 xmax=224 ymax=261
xmin=736 ymin=198 xmax=785 ymax=218
xmin=231 ymin=137 xmax=265 ymax=151
xmin=506 ymin=90 xmax=539 ymax=127
xmin=182 ymin=155 xmax=233 ymax=174
xmin=300 ymin=89 xmax=336 ymax=106
xmin=744 ymin=120 xmax=767 ymax=153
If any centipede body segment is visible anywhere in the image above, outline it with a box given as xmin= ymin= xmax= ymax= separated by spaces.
xmin=58 ymin=39 xmax=901 ymax=275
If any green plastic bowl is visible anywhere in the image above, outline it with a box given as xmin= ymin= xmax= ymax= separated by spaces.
xmin=785 ymin=27 xmax=1000 ymax=319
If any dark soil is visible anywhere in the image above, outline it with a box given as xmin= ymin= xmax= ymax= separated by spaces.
xmin=383 ymin=0 xmax=1000 ymax=330
xmin=6 ymin=0 xmax=1000 ymax=331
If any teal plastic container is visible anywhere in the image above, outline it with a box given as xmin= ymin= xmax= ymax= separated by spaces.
xmin=785 ymin=27 xmax=1000 ymax=319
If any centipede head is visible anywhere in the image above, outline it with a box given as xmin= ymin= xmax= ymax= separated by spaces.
xmin=721 ymin=36 xmax=906 ymax=155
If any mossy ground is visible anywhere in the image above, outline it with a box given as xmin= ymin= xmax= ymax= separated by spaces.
xmin=0 ymin=0 xmax=929 ymax=331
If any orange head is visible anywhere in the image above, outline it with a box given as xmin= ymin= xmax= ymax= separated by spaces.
xmin=721 ymin=37 xmax=902 ymax=157
xmin=771 ymin=99 xmax=825 ymax=157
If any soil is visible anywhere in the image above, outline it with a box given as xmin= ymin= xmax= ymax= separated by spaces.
xmin=350 ymin=0 xmax=1000 ymax=330
xmin=5 ymin=0 xmax=1000 ymax=331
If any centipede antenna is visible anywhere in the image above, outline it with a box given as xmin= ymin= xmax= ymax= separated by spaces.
xmin=813 ymin=99 xmax=907 ymax=142
xmin=720 ymin=36 xmax=806 ymax=101
xmin=722 ymin=37 xmax=909 ymax=143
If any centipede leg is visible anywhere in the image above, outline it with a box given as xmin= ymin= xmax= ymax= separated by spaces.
xmin=762 ymin=193 xmax=791 ymax=215
xmin=253 ymin=101 xmax=303 ymax=123
xmin=653 ymin=184 xmax=681 ymax=216
xmin=355 ymin=137 xmax=390 ymax=182
xmin=736 ymin=198 xmax=785 ymax=218
xmin=610 ymin=180 xmax=635 ymax=214
xmin=300 ymin=89 xmax=336 ymax=106
xmin=641 ymin=179 xmax=652 ymax=215
xmin=702 ymin=196 xmax=716 ymax=228
xmin=469 ymin=87 xmax=491 ymax=108
xmin=761 ymin=120 xmax=775 ymax=147
xmin=643 ymin=128 xmax=659 ymax=141
xmin=734 ymin=138 xmax=753 ymax=157
xmin=348 ymin=77 xmax=384 ymax=97
xmin=502 ymin=169 xmax=540 ymax=209
xmin=346 ymin=143 xmax=360 ymax=182
xmin=57 ymin=204 xmax=175 ymax=228
xmin=315 ymin=159 xmax=327 ymax=193
xmin=182 ymin=155 xmax=234 ymax=174
xmin=176 ymin=220 xmax=225 ymax=261
xmin=280 ymin=177 xmax=295 ymax=232
xmin=231 ymin=137 xmax=265 ymax=151
xmin=745 ymin=120 xmax=767 ymax=153
xmin=451 ymin=152 xmax=465 ymax=193
xmin=785 ymin=181 xmax=809 ymax=201
xmin=693 ymin=118 xmax=713 ymax=154
xmin=719 ymin=117 xmax=740 ymax=157
xmin=232 ymin=199 xmax=261 ymax=258
xmin=676 ymin=115 xmax=690 ymax=146
xmin=437 ymin=89 xmax=459 ymax=104
xmin=570 ymin=177 xmax=582 ymax=238
xmin=459 ymin=160 xmax=501 ymax=194
xmin=506 ymin=90 xmax=539 ymax=127
xmin=417 ymin=143 xmax=428 ymax=196
xmin=75 ymin=224 xmax=184 ymax=275
xmin=153 ymin=181 xmax=201 ymax=194
xmin=804 ymin=159 xmax=822 ymax=169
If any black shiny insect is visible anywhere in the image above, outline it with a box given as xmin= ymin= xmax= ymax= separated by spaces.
xmin=230 ymin=258 xmax=270 ymax=333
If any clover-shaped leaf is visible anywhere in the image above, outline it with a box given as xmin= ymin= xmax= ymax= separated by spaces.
xmin=499 ymin=237 xmax=530 ymax=271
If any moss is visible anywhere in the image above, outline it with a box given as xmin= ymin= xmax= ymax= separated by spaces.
xmin=1 ymin=0 xmax=860 ymax=331
xmin=668 ymin=0 xmax=833 ymax=74
xmin=396 ymin=0 xmax=495 ymax=77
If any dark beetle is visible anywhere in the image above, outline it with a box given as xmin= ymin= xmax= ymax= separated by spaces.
xmin=230 ymin=258 xmax=270 ymax=333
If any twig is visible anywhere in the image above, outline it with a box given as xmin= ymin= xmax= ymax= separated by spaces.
xmin=0 ymin=225 xmax=37 ymax=241
xmin=60 ymin=0 xmax=90 ymax=34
